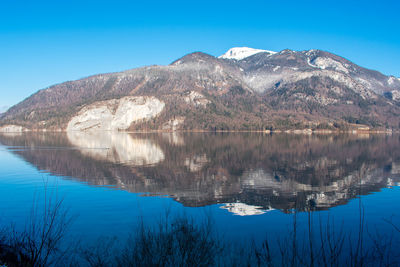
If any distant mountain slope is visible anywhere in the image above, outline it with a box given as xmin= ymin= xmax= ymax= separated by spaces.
xmin=1 ymin=47 xmax=400 ymax=131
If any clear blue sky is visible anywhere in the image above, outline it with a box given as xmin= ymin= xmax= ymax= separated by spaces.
xmin=1 ymin=0 xmax=399 ymax=111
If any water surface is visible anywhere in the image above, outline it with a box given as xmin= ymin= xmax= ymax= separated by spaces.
xmin=1 ymin=132 xmax=400 ymax=247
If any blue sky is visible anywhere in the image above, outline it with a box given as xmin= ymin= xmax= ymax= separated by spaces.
xmin=1 ymin=0 xmax=399 ymax=110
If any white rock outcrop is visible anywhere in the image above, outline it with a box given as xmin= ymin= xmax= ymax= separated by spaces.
xmin=0 ymin=125 xmax=28 ymax=133
xmin=183 ymin=91 xmax=210 ymax=107
xmin=67 ymin=96 xmax=165 ymax=131
xmin=161 ymin=117 xmax=185 ymax=131
xmin=391 ymin=90 xmax=400 ymax=101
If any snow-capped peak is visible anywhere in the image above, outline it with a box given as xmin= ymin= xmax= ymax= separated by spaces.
xmin=219 ymin=47 xmax=276 ymax=60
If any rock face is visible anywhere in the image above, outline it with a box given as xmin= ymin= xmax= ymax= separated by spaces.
xmin=0 ymin=125 xmax=28 ymax=133
xmin=1 ymin=47 xmax=400 ymax=131
xmin=66 ymin=96 xmax=165 ymax=131
xmin=161 ymin=117 xmax=185 ymax=131
xmin=183 ymin=91 xmax=210 ymax=107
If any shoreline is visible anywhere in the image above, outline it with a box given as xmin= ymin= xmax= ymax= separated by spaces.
xmin=0 ymin=128 xmax=398 ymax=135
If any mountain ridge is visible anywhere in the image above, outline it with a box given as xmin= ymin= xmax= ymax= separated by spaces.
xmin=1 ymin=47 xmax=400 ymax=132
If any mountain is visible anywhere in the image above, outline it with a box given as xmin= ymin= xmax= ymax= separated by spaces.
xmin=0 ymin=106 xmax=8 ymax=114
xmin=1 ymin=47 xmax=400 ymax=132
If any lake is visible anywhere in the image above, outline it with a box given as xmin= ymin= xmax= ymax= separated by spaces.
xmin=1 ymin=132 xmax=400 ymax=265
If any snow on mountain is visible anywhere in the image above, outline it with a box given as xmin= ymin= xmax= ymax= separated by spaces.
xmin=3 ymin=47 xmax=400 ymax=132
xmin=391 ymin=90 xmax=400 ymax=101
xmin=387 ymin=76 xmax=400 ymax=85
xmin=388 ymin=76 xmax=395 ymax=85
xmin=219 ymin=47 xmax=276 ymax=60
xmin=312 ymin=57 xmax=349 ymax=73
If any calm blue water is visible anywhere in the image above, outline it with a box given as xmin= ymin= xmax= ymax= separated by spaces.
xmin=0 ymin=132 xmax=399 ymax=250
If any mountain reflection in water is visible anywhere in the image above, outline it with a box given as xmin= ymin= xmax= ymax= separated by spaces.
xmin=67 ymin=131 xmax=165 ymax=166
xmin=0 ymin=132 xmax=399 ymax=214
